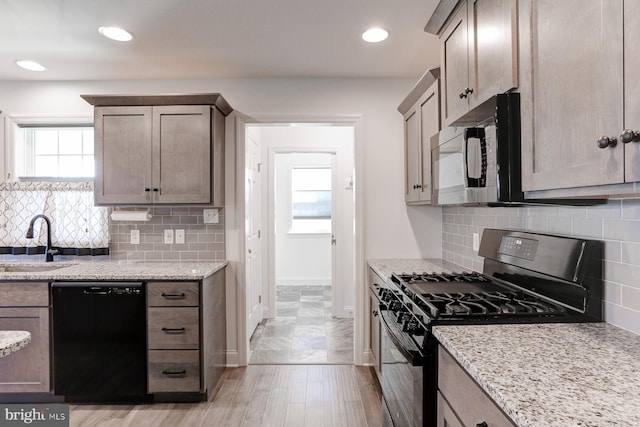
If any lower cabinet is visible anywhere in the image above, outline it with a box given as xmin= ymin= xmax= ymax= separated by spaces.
xmin=0 ymin=282 xmax=50 ymax=393
xmin=146 ymin=268 xmax=226 ymax=400
xmin=437 ymin=345 xmax=515 ymax=427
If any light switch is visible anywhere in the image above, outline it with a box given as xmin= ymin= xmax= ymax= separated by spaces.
xmin=164 ymin=229 xmax=174 ymax=244
xmin=130 ymin=229 xmax=140 ymax=245
xmin=175 ymin=229 xmax=185 ymax=244
xmin=203 ymin=208 xmax=219 ymax=224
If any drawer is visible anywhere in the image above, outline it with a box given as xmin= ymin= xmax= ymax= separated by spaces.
xmin=438 ymin=347 xmax=515 ymax=427
xmin=0 ymin=282 xmax=49 ymax=307
xmin=148 ymin=350 xmax=200 ymax=392
xmin=147 ymin=281 xmax=199 ymax=307
xmin=148 ymin=307 xmax=199 ymax=349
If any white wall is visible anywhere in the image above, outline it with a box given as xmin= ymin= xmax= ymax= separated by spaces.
xmin=0 ymin=78 xmax=444 ymax=365
xmin=0 ymin=78 xmax=442 ymax=258
xmin=274 ymin=152 xmax=332 ymax=286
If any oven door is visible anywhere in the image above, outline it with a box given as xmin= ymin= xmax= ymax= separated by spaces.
xmin=380 ymin=308 xmax=425 ymax=427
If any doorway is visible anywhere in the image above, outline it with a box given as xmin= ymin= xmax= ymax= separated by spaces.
xmin=245 ymin=123 xmax=355 ymax=364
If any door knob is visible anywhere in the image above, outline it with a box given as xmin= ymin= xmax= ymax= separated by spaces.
xmin=597 ymin=136 xmax=617 ymax=149
xmin=620 ymin=129 xmax=640 ymax=144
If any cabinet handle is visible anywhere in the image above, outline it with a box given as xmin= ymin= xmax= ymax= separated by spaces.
xmin=620 ymin=129 xmax=640 ymax=144
xmin=162 ymin=369 xmax=187 ymax=376
xmin=161 ymin=327 xmax=186 ymax=334
xmin=152 ymin=188 xmax=159 ymax=192
xmin=459 ymin=88 xmax=474 ymax=99
xmin=161 ymin=292 xmax=186 ymax=299
xmin=372 ymin=310 xmax=379 ymax=317
xmin=415 ymin=184 xmax=422 ymax=189
xmin=144 ymin=188 xmax=151 ymax=192
xmin=597 ymin=136 xmax=617 ymax=149
xmin=476 ymin=423 xmax=488 ymax=427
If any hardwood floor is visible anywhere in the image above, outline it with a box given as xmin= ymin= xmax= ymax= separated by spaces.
xmin=70 ymin=365 xmax=382 ymax=427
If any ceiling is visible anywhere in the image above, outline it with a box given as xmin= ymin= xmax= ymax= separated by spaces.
xmin=0 ymin=0 xmax=441 ymax=81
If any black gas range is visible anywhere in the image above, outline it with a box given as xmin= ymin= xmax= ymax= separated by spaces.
xmin=373 ymin=229 xmax=603 ymax=427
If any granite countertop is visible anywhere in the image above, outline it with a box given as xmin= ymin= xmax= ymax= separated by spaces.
xmin=368 ymin=258 xmax=468 ymax=280
xmin=0 ymin=331 xmax=31 ymax=358
xmin=0 ymin=260 xmax=227 ymax=281
xmin=434 ymin=323 xmax=640 ymax=427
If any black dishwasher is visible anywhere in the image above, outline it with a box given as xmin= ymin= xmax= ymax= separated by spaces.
xmin=52 ymin=282 xmax=149 ymax=402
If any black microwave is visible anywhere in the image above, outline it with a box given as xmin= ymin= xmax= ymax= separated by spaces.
xmin=431 ymin=93 xmax=522 ymax=205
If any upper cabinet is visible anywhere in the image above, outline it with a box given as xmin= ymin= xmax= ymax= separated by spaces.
xmin=398 ymin=68 xmax=441 ymax=205
xmin=82 ymin=94 xmax=232 ymax=206
xmin=430 ymin=0 xmax=518 ymax=126
xmin=518 ymin=1 xmax=634 ymax=193
xmin=518 ymin=1 xmax=624 ymax=192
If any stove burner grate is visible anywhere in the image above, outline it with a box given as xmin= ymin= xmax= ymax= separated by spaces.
xmin=417 ymin=290 xmax=565 ymax=318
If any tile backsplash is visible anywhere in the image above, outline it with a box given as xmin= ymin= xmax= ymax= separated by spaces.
xmin=108 ymin=207 xmax=225 ymax=262
xmin=442 ymin=200 xmax=640 ymax=335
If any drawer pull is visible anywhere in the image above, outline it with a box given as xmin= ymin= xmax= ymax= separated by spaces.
xmin=476 ymin=422 xmax=488 ymax=427
xmin=162 ymin=369 xmax=187 ymax=377
xmin=161 ymin=327 xmax=186 ymax=334
xmin=161 ymin=292 xmax=186 ymax=299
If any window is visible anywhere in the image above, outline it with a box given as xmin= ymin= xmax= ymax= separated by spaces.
xmin=14 ymin=124 xmax=94 ymax=179
xmin=290 ymin=167 xmax=332 ymax=233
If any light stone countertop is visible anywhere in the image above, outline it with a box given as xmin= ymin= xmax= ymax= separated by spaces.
xmin=0 ymin=260 xmax=227 ymax=281
xmin=0 ymin=331 xmax=31 ymax=358
xmin=434 ymin=323 xmax=640 ymax=427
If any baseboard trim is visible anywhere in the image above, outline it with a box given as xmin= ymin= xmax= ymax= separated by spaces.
xmin=225 ymin=350 xmax=240 ymax=367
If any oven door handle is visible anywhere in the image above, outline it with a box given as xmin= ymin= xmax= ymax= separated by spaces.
xmin=379 ymin=307 xmax=426 ymax=366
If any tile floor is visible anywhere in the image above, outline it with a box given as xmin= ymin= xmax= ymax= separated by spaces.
xmin=249 ymin=285 xmax=354 ymax=364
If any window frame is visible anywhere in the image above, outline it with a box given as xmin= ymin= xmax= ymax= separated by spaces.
xmin=5 ymin=115 xmax=94 ymax=182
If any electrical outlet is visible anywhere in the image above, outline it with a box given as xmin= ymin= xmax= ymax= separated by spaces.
xmin=203 ymin=208 xmax=219 ymax=224
xmin=130 ymin=229 xmax=140 ymax=245
xmin=175 ymin=229 xmax=185 ymax=244
xmin=473 ymin=233 xmax=480 ymax=252
xmin=164 ymin=229 xmax=174 ymax=244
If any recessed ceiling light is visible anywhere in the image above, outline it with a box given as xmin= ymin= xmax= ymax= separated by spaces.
xmin=98 ymin=26 xmax=133 ymax=42
xmin=16 ymin=60 xmax=46 ymax=72
xmin=362 ymin=28 xmax=389 ymax=43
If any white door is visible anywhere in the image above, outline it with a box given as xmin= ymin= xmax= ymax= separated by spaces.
xmin=246 ymin=135 xmax=262 ymax=338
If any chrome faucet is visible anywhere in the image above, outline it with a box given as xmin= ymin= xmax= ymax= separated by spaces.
xmin=25 ymin=214 xmax=59 ymax=262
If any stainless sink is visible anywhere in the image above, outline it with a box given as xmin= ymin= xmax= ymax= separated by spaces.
xmin=0 ymin=264 xmax=71 ymax=273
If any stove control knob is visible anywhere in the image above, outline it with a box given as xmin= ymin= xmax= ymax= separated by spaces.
xmin=396 ymin=311 xmax=411 ymax=323
xmin=388 ymin=300 xmax=402 ymax=312
xmin=403 ymin=319 xmax=425 ymax=336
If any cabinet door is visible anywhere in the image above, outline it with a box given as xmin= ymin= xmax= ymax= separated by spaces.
xmin=441 ymin=3 xmax=470 ymax=126
xmin=95 ymin=106 xmax=153 ymax=204
xmin=418 ymin=81 xmax=440 ymax=203
xmin=468 ymin=0 xmax=518 ymax=110
xmin=625 ymin=1 xmax=640 ymax=182
xmin=153 ymin=106 xmax=211 ymax=204
xmin=437 ymin=392 xmax=464 ymax=427
xmin=519 ymin=0 xmax=624 ymax=191
xmin=404 ymin=106 xmax=420 ymax=203
xmin=0 ymin=308 xmax=50 ymax=393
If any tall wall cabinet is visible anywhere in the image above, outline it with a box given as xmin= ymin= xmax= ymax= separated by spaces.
xmin=398 ymin=68 xmax=441 ymax=205
xmin=82 ymin=94 xmax=232 ymax=206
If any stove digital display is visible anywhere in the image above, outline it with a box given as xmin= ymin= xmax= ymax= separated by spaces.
xmin=498 ymin=236 xmax=539 ymax=261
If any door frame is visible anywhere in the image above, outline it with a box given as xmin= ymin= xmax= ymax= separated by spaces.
xmin=226 ymin=113 xmax=365 ymax=367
